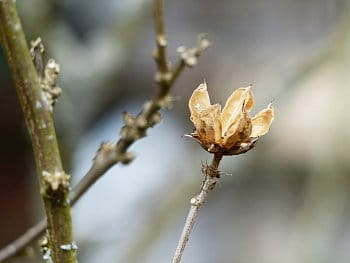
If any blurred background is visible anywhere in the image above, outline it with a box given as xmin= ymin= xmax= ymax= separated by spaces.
xmin=1 ymin=0 xmax=350 ymax=262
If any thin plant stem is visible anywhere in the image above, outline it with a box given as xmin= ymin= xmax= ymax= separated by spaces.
xmin=0 ymin=1 xmax=77 ymax=262
xmin=0 ymin=0 xmax=209 ymax=261
xmin=153 ymin=0 xmax=168 ymax=76
xmin=172 ymin=153 xmax=223 ymax=263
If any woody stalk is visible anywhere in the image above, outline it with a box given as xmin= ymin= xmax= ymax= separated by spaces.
xmin=0 ymin=1 xmax=77 ymax=262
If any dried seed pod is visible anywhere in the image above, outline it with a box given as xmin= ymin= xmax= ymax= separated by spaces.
xmin=188 ymin=82 xmax=274 ymax=155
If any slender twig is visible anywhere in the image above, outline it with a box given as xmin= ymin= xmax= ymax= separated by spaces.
xmin=154 ymin=0 xmax=168 ymax=75
xmin=0 ymin=0 xmax=209 ymax=261
xmin=0 ymin=1 xmax=77 ymax=263
xmin=172 ymin=153 xmax=223 ymax=263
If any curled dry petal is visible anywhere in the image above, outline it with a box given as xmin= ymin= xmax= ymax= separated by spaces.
xmin=221 ymin=87 xmax=254 ymax=136
xmin=251 ymin=103 xmax=274 ymax=138
xmin=189 ymin=82 xmax=211 ymax=126
xmin=222 ymin=103 xmax=252 ymax=149
xmin=197 ymin=104 xmax=222 ymax=145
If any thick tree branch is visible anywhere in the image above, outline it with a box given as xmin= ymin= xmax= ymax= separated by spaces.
xmin=0 ymin=0 xmax=209 ymax=261
xmin=0 ymin=1 xmax=77 ymax=263
xmin=172 ymin=153 xmax=223 ymax=263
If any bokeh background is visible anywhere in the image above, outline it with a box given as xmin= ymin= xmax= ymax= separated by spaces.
xmin=1 ymin=0 xmax=350 ymax=262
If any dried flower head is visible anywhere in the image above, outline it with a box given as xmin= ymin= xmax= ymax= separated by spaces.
xmin=188 ymin=82 xmax=274 ymax=155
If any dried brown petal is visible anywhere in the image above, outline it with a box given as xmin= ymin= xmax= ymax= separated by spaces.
xmin=197 ymin=104 xmax=222 ymax=145
xmin=221 ymin=87 xmax=254 ymax=136
xmin=189 ymin=82 xmax=211 ymax=128
xmin=250 ymin=103 xmax=274 ymax=138
xmin=222 ymin=104 xmax=252 ymax=149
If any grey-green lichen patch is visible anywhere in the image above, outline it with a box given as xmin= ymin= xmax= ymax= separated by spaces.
xmin=60 ymin=242 xmax=78 ymax=251
xmin=41 ymin=59 xmax=62 ymax=106
xmin=42 ymin=170 xmax=70 ymax=191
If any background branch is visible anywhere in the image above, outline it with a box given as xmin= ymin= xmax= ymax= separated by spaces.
xmin=154 ymin=0 xmax=168 ymax=75
xmin=0 ymin=0 xmax=209 ymax=261
xmin=0 ymin=1 xmax=77 ymax=263
xmin=172 ymin=153 xmax=223 ymax=263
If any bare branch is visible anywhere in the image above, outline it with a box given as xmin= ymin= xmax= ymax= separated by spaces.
xmin=0 ymin=2 xmax=77 ymax=262
xmin=172 ymin=153 xmax=223 ymax=263
xmin=153 ymin=0 xmax=169 ymax=76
